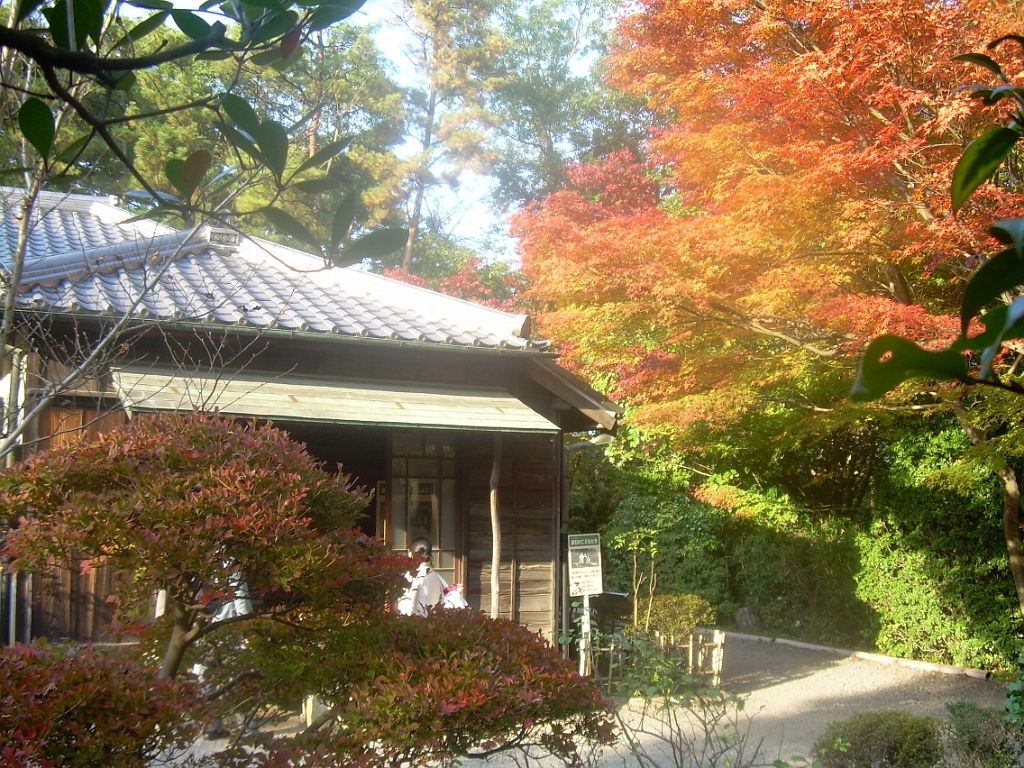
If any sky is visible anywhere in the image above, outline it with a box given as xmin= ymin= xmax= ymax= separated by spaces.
xmin=355 ymin=0 xmax=519 ymax=264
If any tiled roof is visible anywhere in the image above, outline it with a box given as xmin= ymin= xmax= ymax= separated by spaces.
xmin=1 ymin=189 xmax=547 ymax=352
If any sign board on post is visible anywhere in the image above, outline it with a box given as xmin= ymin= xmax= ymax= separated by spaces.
xmin=568 ymin=534 xmax=603 ymax=597
xmin=567 ymin=533 xmax=602 ymax=677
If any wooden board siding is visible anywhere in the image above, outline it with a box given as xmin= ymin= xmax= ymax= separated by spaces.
xmin=35 ymin=402 xmax=126 ymax=452
xmin=464 ymin=433 xmax=560 ymax=641
xmin=30 ymin=561 xmax=129 ymax=643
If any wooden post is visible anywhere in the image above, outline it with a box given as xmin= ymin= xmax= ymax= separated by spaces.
xmin=489 ymin=434 xmax=502 ymax=619
xmin=712 ymin=629 xmax=725 ymax=687
xmin=580 ymin=592 xmax=591 ymax=676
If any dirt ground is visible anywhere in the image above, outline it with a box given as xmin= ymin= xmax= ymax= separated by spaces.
xmin=715 ymin=636 xmax=1010 ymax=762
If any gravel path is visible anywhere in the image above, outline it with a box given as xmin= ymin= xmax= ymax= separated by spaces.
xmin=716 ymin=636 xmax=1009 ymax=762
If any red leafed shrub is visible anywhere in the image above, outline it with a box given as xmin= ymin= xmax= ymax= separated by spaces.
xmin=0 ymin=415 xmax=612 ymax=768
xmin=0 ymin=412 xmax=403 ymax=680
xmin=0 ymin=642 xmax=200 ymax=767
xmin=225 ymin=608 xmax=616 ymax=767
xmin=329 ymin=610 xmax=615 ymax=765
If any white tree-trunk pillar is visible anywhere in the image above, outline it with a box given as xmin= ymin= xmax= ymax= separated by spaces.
xmin=489 ymin=433 xmax=502 ymax=619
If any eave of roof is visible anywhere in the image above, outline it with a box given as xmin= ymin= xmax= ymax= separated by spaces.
xmin=0 ymin=189 xmax=620 ymax=430
xmin=18 ymin=307 xmax=560 ymax=358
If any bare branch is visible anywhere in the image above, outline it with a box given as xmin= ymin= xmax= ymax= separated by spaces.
xmin=0 ymin=23 xmax=228 ymax=83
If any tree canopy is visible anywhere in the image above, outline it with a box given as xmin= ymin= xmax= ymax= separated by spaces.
xmin=515 ymin=0 xmax=1022 ymax=443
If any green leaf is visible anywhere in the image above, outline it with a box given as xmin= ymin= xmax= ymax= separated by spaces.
xmin=957 ymin=304 xmax=1008 ymax=351
xmin=205 ymin=164 xmax=240 ymax=197
xmin=952 ymin=53 xmax=1008 ymax=82
xmin=18 ymin=98 xmax=55 ymax=160
xmin=220 ymin=94 xmax=260 ymax=138
xmin=330 ymin=190 xmax=359 ymax=251
xmin=165 ymin=157 xmax=187 ymax=199
xmin=295 ymin=135 xmax=352 ymax=175
xmin=249 ymin=48 xmax=283 ymax=67
xmin=991 ymin=218 xmax=1024 ymax=259
xmin=112 ymin=10 xmax=168 ymax=50
xmin=124 ymin=189 xmax=180 ymax=205
xmin=339 ymin=228 xmax=408 ymax=265
xmin=181 ymin=149 xmax=213 ymax=197
xmin=308 ymin=4 xmax=351 ymax=31
xmin=292 ymin=177 xmax=339 ymax=195
xmin=961 ymin=247 xmax=1024 ymax=333
xmin=195 ymin=49 xmax=233 ymax=61
xmin=262 ymin=207 xmax=320 ymax=249
xmin=979 ymin=85 xmax=1024 ymax=107
xmin=256 ymin=120 xmax=289 ymax=179
xmin=229 ymin=0 xmax=287 ymax=10
xmin=41 ymin=1 xmax=72 ymax=49
xmin=977 ymin=298 xmax=1024 ymax=380
xmin=220 ymin=124 xmax=265 ymax=165
xmin=851 ymin=335 xmax=969 ymax=401
xmin=75 ymin=0 xmax=104 ymax=44
xmin=124 ymin=0 xmax=172 ymax=9
xmin=315 ymin=0 xmax=367 ymax=16
xmin=952 ymin=127 xmax=1020 ymax=213
xmin=171 ymin=9 xmax=213 ymax=39
xmin=113 ymin=71 xmax=136 ymax=91
xmin=250 ymin=9 xmax=296 ymax=45
xmin=53 ymin=134 xmax=91 ymax=165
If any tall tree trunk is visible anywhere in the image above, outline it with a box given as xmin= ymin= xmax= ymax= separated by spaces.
xmin=308 ymin=34 xmax=325 ymax=160
xmin=952 ymin=400 xmax=1024 ymax=620
xmin=403 ymin=87 xmax=437 ymax=272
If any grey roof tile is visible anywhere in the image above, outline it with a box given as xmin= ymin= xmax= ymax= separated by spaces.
xmin=3 ymin=190 xmax=548 ymax=352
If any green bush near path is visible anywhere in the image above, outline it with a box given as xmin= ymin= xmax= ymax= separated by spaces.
xmin=579 ymin=416 xmax=1020 ymax=671
xmin=813 ymin=711 xmax=941 ymax=768
xmin=942 ymin=701 xmax=1020 ymax=768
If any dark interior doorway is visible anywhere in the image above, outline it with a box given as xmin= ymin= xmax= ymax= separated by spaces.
xmin=276 ymin=422 xmax=388 ymax=537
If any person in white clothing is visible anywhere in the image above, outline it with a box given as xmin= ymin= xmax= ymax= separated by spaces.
xmin=397 ymin=537 xmax=468 ymax=616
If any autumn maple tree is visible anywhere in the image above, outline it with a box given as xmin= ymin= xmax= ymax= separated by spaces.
xmin=516 ymin=0 xmax=1022 ymax=439
xmin=516 ymin=0 xmax=1024 ymax=629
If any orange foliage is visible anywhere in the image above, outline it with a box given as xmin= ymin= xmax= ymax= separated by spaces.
xmin=515 ymin=0 xmax=1024 ymax=442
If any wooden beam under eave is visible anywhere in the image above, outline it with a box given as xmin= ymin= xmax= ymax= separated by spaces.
xmin=524 ymin=359 xmax=619 ymax=431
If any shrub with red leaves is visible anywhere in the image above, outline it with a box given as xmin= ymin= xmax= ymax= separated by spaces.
xmin=0 ymin=413 xmax=406 ymax=680
xmin=0 ymin=643 xmax=200 ymax=767
xmin=0 ymin=414 xmax=612 ymax=768
xmin=218 ymin=608 xmax=616 ymax=767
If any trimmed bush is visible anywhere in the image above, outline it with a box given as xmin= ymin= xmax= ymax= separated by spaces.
xmin=647 ymin=593 xmax=716 ymax=637
xmin=942 ymin=701 xmax=1020 ymax=768
xmin=813 ymin=711 xmax=940 ymax=768
xmin=0 ymin=642 xmax=200 ymax=767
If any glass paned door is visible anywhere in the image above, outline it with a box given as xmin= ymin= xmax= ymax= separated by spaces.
xmin=390 ymin=432 xmax=457 ymax=587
